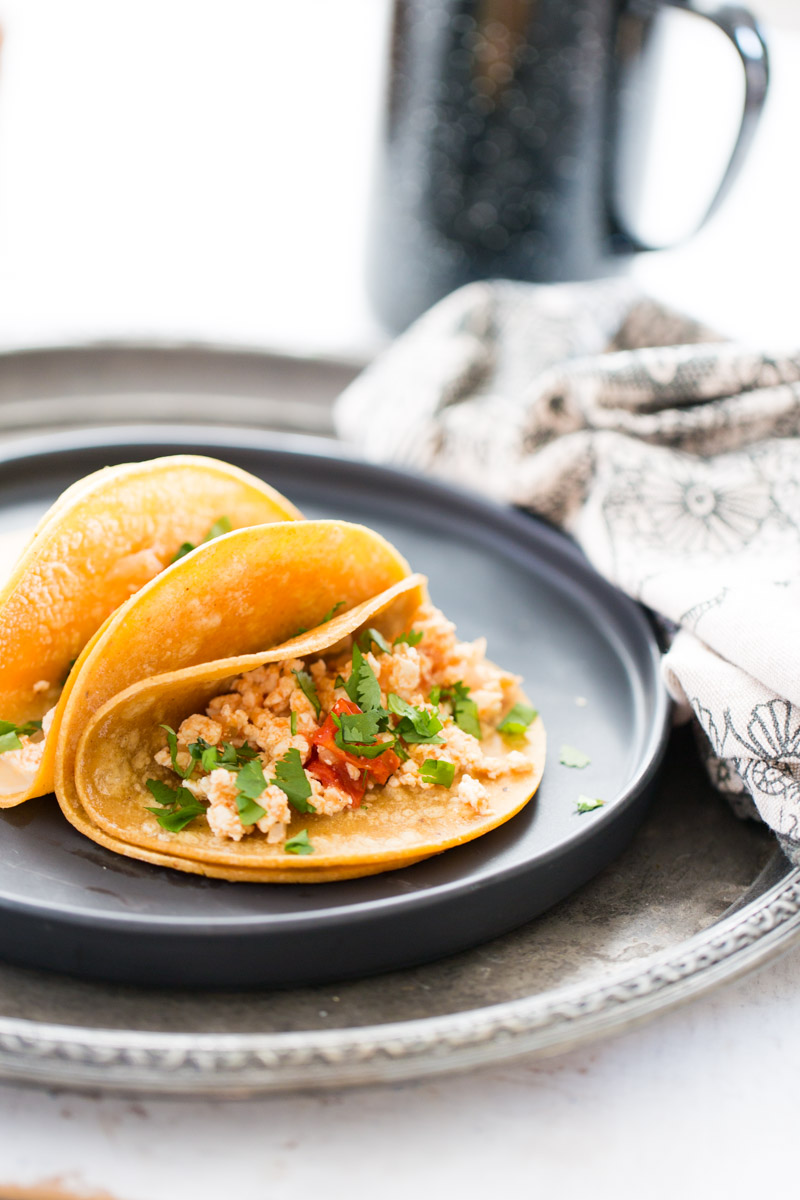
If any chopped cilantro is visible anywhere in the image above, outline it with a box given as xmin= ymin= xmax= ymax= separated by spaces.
xmin=293 ymin=669 xmax=321 ymax=718
xmin=394 ymin=629 xmax=423 ymax=647
xmin=320 ymin=600 xmax=345 ymax=624
xmin=0 ymin=718 xmax=44 ymax=755
xmin=560 ymin=744 xmax=591 ymax=769
xmin=204 ymin=516 xmax=232 ymax=542
xmin=285 ymin=828 xmax=314 ymax=855
xmin=336 ymin=710 xmax=382 ymax=745
xmin=171 ymin=540 xmax=195 ymax=563
xmin=170 ymin=516 xmax=232 ymax=564
xmin=358 ymin=627 xmax=392 ymax=655
xmin=233 ymin=759 xmax=268 ymax=824
xmin=432 ymin=682 xmax=482 ymax=740
xmin=235 ymin=793 xmax=266 ymax=825
xmin=290 ymin=710 xmax=297 ymax=736
xmin=419 ymin=758 xmax=455 ymax=787
xmin=498 ymin=703 xmax=538 ymax=736
xmin=332 ymin=711 xmax=394 ymax=759
xmin=159 ymin=724 xmax=193 ymax=779
xmin=343 ymin=644 xmax=382 ymax=712
xmin=144 ymin=778 xmax=205 ymax=831
xmin=187 ymin=739 xmax=257 ymax=774
xmin=576 ymin=795 xmax=604 ymax=813
xmin=270 ymin=747 xmax=315 ymax=813
xmin=388 ymin=694 xmax=444 ymax=744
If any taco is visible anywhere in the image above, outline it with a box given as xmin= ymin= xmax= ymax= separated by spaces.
xmin=71 ymin=568 xmax=545 ymax=882
xmin=0 ymin=455 xmax=301 ymax=807
xmin=53 ymin=518 xmax=417 ymax=856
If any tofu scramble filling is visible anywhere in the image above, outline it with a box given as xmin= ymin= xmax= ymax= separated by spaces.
xmin=147 ymin=602 xmax=539 ymax=852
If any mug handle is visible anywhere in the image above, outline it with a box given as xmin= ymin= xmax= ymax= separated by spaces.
xmin=613 ymin=1 xmax=770 ymax=251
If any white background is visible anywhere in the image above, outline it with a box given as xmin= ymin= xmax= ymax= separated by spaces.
xmin=0 ymin=2 xmax=798 ymax=1196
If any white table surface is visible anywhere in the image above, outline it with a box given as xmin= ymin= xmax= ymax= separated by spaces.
xmin=0 ymin=2 xmax=798 ymax=1197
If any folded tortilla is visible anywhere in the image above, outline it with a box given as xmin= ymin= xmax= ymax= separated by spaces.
xmin=0 ymin=455 xmax=301 ymax=806
xmin=71 ymin=575 xmax=545 ymax=882
xmin=54 ymin=519 xmax=416 ymax=844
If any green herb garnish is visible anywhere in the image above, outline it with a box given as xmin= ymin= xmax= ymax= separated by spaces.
xmin=204 ymin=516 xmax=232 ymax=541
xmin=431 ymin=682 xmax=482 ymax=739
xmin=343 ymin=644 xmax=382 ymax=712
xmin=270 ymin=747 xmax=315 ymax=813
xmin=320 ymin=600 xmax=346 ymax=624
xmin=186 ymin=739 xmax=258 ymax=774
xmin=394 ymin=630 xmax=423 ymax=647
xmin=159 ymin=724 xmax=193 ymax=779
xmin=290 ymin=710 xmax=297 ymax=736
xmin=170 ymin=516 xmax=232 ymax=563
xmin=387 ymin=694 xmax=444 ymax=744
xmin=358 ymin=627 xmax=392 ymax=655
xmin=285 ymin=829 xmax=314 ymax=855
xmin=144 ymin=778 xmax=205 ymax=831
xmin=419 ymin=759 xmax=455 ymax=787
xmin=498 ymin=703 xmax=538 ymax=736
xmin=560 ymin=744 xmax=591 ymax=769
xmin=293 ymin=669 xmax=321 ymax=718
xmin=232 ymin=758 xmax=268 ymax=824
xmin=576 ymin=795 xmax=604 ymax=813
xmin=0 ymin=718 xmax=44 ymax=755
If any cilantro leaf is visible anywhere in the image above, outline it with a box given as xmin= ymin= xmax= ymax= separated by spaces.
xmin=576 ymin=795 xmax=604 ymax=813
xmin=270 ymin=747 xmax=315 ymax=813
xmin=188 ymin=739 xmax=257 ymax=773
xmin=171 ymin=540 xmax=195 ymax=563
xmin=320 ymin=600 xmax=345 ymax=624
xmin=235 ymin=794 xmax=266 ymax=825
xmin=498 ymin=703 xmax=539 ymax=736
xmin=159 ymin=724 xmax=194 ymax=779
xmin=450 ymin=684 xmax=481 ymax=740
xmin=336 ymin=711 xmax=382 ymax=746
xmin=344 ymin=644 xmax=382 ymax=712
xmin=285 ymin=828 xmax=314 ymax=855
xmin=204 ymin=516 xmax=232 ymax=542
xmin=358 ymin=627 xmax=392 ymax=655
xmin=388 ymin=694 xmax=444 ymax=744
xmin=0 ymin=718 xmax=44 ymax=755
xmin=293 ymin=669 xmax=321 ymax=718
xmin=144 ymin=778 xmax=205 ymax=831
xmin=560 ymin=744 xmax=591 ymax=769
xmin=235 ymin=758 xmax=268 ymax=800
xmin=419 ymin=758 xmax=455 ymax=787
xmin=170 ymin=516 xmax=232 ymax=564
xmin=394 ymin=630 xmax=423 ymax=647
xmin=433 ymin=682 xmax=482 ymax=740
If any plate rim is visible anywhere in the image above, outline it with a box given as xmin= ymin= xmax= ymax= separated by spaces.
xmin=0 ymin=425 xmax=670 ymax=936
xmin=0 ymin=420 xmax=743 ymax=1092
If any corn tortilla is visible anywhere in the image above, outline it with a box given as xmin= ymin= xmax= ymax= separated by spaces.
xmin=72 ymin=579 xmax=545 ymax=881
xmin=0 ymin=455 xmax=301 ymax=806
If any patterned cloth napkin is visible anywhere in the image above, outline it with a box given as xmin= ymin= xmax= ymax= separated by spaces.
xmin=335 ymin=279 xmax=800 ymax=858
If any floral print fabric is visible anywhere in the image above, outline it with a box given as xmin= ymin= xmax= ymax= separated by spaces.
xmin=335 ymin=279 xmax=800 ymax=857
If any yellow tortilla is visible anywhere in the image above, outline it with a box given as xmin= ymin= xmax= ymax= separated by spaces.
xmin=71 ymin=579 xmax=545 ymax=882
xmin=0 ymin=455 xmax=301 ymax=806
xmin=54 ymin=521 xmax=416 ymax=832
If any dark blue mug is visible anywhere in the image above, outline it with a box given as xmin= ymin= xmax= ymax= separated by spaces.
xmin=368 ymin=0 xmax=769 ymax=331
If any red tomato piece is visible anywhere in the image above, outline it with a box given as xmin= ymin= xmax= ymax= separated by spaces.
xmin=308 ymin=697 xmax=401 ymax=806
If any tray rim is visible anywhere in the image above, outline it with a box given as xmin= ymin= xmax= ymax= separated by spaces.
xmin=0 ymin=857 xmax=795 ymax=1096
xmin=0 ymin=396 xmax=787 ymax=1093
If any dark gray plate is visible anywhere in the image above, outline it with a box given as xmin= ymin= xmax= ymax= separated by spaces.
xmin=0 ymin=426 xmax=669 ymax=988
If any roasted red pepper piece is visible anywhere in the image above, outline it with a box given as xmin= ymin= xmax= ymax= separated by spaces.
xmin=307 ymin=697 xmax=401 ymax=806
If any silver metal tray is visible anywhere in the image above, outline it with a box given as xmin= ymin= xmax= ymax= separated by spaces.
xmin=0 ymin=341 xmax=795 ymax=1096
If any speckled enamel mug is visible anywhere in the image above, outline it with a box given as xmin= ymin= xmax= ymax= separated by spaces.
xmin=368 ymin=0 xmax=769 ymax=330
